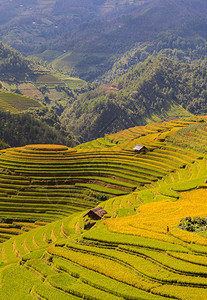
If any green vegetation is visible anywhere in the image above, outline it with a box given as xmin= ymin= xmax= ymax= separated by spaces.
xmin=0 ymin=140 xmax=9 ymax=150
xmin=0 ymin=0 xmax=207 ymax=298
xmin=62 ymin=55 xmax=207 ymax=142
xmin=178 ymin=217 xmax=207 ymax=232
xmin=167 ymin=122 xmax=207 ymax=154
xmin=0 ymin=42 xmax=33 ymax=81
xmin=46 ymin=0 xmax=207 ymax=81
xmin=0 ymin=111 xmax=75 ymax=147
xmin=1 ymin=0 xmax=207 ymax=83
xmin=0 ymin=91 xmax=41 ymax=113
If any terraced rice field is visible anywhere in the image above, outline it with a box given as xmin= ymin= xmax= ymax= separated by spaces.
xmin=0 ymin=90 xmax=42 ymax=113
xmin=0 ymin=129 xmax=202 ymax=242
xmin=34 ymin=73 xmax=86 ymax=89
xmin=0 ymin=118 xmax=207 ymax=299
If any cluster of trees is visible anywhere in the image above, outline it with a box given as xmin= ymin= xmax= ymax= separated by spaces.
xmin=0 ymin=42 xmax=34 ymax=80
xmin=103 ymin=31 xmax=207 ymax=82
xmin=0 ymin=139 xmax=9 ymax=150
xmin=0 ymin=111 xmax=75 ymax=147
xmin=27 ymin=107 xmax=77 ymax=145
xmin=178 ymin=216 xmax=207 ymax=232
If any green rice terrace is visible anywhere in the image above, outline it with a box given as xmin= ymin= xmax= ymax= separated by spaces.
xmin=0 ymin=90 xmax=42 ymax=113
xmin=1 ymin=117 xmax=207 ymax=299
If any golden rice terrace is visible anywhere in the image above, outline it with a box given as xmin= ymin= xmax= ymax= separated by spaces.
xmin=0 ymin=118 xmax=207 ymax=299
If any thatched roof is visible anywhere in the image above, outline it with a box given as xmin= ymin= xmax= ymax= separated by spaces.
xmin=84 ymin=207 xmax=107 ymax=219
xmin=132 ymin=145 xmax=146 ymax=151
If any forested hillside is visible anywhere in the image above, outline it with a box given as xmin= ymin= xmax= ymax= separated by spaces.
xmin=0 ymin=42 xmax=34 ymax=80
xmin=103 ymin=32 xmax=207 ymax=82
xmin=0 ymin=112 xmax=76 ymax=147
xmin=60 ymin=56 xmax=207 ymax=142
xmin=2 ymin=1 xmax=207 ymax=146
xmin=0 ymin=42 xmax=80 ymax=147
xmin=1 ymin=41 xmax=207 ymax=146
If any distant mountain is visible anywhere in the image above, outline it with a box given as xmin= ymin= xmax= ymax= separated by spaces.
xmin=2 ymin=0 xmax=207 ymax=80
xmin=0 ymin=0 xmax=150 ymax=54
xmin=49 ymin=0 xmax=207 ymax=80
xmin=61 ymin=55 xmax=207 ymax=142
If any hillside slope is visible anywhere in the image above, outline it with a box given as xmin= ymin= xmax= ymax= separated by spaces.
xmin=0 ymin=112 xmax=75 ymax=147
xmin=0 ymin=118 xmax=207 ymax=298
xmin=0 ymin=42 xmax=34 ymax=81
xmin=0 ymin=90 xmax=42 ymax=113
xmin=50 ymin=0 xmax=207 ymax=80
xmin=61 ymin=56 xmax=207 ymax=142
xmin=1 ymin=0 xmax=207 ymax=80
xmin=0 ymin=42 xmax=82 ymax=147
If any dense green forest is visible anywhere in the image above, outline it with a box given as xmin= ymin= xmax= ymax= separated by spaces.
xmin=0 ymin=42 xmax=34 ymax=80
xmin=61 ymin=56 xmax=207 ymax=142
xmin=103 ymin=32 xmax=207 ymax=82
xmin=0 ymin=112 xmax=75 ymax=147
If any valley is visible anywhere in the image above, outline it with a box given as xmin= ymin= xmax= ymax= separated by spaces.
xmin=0 ymin=0 xmax=207 ymax=299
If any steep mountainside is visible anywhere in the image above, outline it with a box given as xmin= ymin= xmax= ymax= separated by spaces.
xmin=61 ymin=56 xmax=207 ymax=142
xmin=1 ymin=0 xmax=207 ymax=80
xmin=50 ymin=0 xmax=207 ymax=80
xmin=0 ymin=42 xmax=35 ymax=80
xmin=0 ymin=42 xmax=81 ymax=147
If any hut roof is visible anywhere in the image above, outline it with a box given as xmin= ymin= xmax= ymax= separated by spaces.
xmin=83 ymin=207 xmax=107 ymax=219
xmin=132 ymin=145 xmax=146 ymax=151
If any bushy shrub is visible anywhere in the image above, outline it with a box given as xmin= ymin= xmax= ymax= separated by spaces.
xmin=178 ymin=216 xmax=207 ymax=232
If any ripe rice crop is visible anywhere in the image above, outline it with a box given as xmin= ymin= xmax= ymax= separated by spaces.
xmin=24 ymin=144 xmax=70 ymax=151
xmin=170 ymin=228 xmax=207 ymax=246
xmin=124 ymin=247 xmax=207 ymax=276
xmin=152 ymin=284 xmax=207 ymax=300
xmin=48 ymin=245 xmax=158 ymax=291
xmin=105 ymin=188 xmax=207 ymax=244
xmin=168 ymin=251 xmax=207 ymax=266
xmin=52 ymin=256 xmax=161 ymax=300
xmin=83 ymin=223 xmax=187 ymax=252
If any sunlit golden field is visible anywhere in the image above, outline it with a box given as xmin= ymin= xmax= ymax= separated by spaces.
xmin=105 ymin=188 xmax=207 ymax=245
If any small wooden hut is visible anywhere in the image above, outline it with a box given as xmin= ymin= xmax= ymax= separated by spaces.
xmin=132 ymin=145 xmax=147 ymax=153
xmin=84 ymin=207 xmax=107 ymax=220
